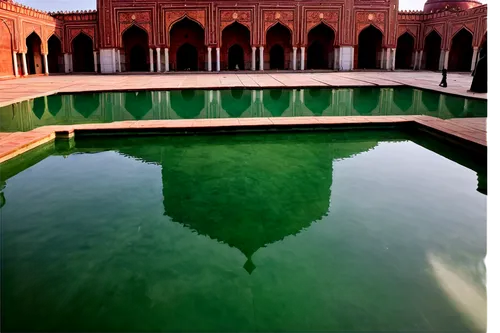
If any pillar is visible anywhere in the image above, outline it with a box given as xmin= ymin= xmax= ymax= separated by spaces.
xmin=251 ymin=46 xmax=256 ymax=71
xmin=391 ymin=48 xmax=396 ymax=71
xmin=43 ymin=53 xmax=49 ymax=75
xmin=207 ymin=47 xmax=212 ymax=71
xmin=338 ymin=46 xmax=354 ymax=71
xmin=111 ymin=48 xmax=116 ymax=72
xmin=216 ymin=47 xmax=220 ymax=72
xmin=156 ymin=47 xmax=161 ymax=72
xmin=300 ymin=47 xmax=305 ymax=70
xmin=417 ymin=50 xmax=423 ymax=70
xmin=21 ymin=53 xmax=28 ymax=75
xmin=165 ymin=48 xmax=169 ymax=72
xmin=116 ymin=49 xmax=121 ymax=72
xmin=471 ymin=47 xmax=479 ymax=72
xmin=93 ymin=51 xmax=98 ymax=73
xmin=292 ymin=47 xmax=297 ymax=70
xmin=149 ymin=48 xmax=154 ymax=72
xmin=12 ymin=51 xmax=19 ymax=77
xmin=438 ymin=49 xmax=445 ymax=70
xmin=380 ymin=48 xmax=385 ymax=69
xmin=259 ymin=46 xmax=264 ymax=70
xmin=412 ymin=50 xmax=418 ymax=70
xmin=98 ymin=49 xmax=115 ymax=73
xmin=443 ymin=50 xmax=449 ymax=70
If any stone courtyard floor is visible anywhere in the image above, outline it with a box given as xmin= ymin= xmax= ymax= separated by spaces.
xmin=0 ymin=71 xmax=487 ymax=164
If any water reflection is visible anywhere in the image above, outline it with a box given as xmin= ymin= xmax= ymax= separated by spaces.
xmin=0 ymin=87 xmax=487 ymax=132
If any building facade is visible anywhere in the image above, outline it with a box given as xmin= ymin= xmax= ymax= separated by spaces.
xmin=0 ymin=0 xmax=487 ymax=78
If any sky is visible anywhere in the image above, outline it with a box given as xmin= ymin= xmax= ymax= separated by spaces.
xmin=18 ymin=0 xmax=487 ymax=12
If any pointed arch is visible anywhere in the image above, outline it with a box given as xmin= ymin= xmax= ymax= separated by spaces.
xmin=120 ymin=23 xmax=150 ymax=48
xmin=169 ymin=17 xmax=205 ymax=71
xmin=449 ymin=27 xmax=473 ymax=71
xmin=264 ymin=21 xmax=293 ymax=45
xmin=395 ymin=32 xmax=415 ymax=69
xmin=72 ymin=33 xmax=94 ymax=72
xmin=48 ymin=34 xmax=63 ymax=73
xmin=122 ymin=24 xmax=149 ymax=71
xmin=425 ymin=27 xmax=442 ymax=40
xmin=356 ymin=24 xmax=383 ymax=69
xmin=265 ymin=22 xmax=292 ymax=70
xmin=222 ymin=21 xmax=251 ymax=70
xmin=451 ymin=25 xmax=473 ymax=40
xmin=397 ymin=28 xmax=416 ymax=40
xmin=0 ymin=19 xmax=15 ymax=76
xmin=69 ymin=30 xmax=94 ymax=53
xmin=423 ymin=30 xmax=442 ymax=71
xmin=307 ymin=21 xmax=337 ymax=36
xmin=307 ymin=22 xmax=335 ymax=69
xmin=356 ymin=24 xmax=384 ymax=44
xmin=26 ymin=32 xmax=43 ymax=74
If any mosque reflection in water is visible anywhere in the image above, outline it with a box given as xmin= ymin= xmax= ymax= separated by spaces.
xmin=0 ymin=87 xmax=487 ymax=132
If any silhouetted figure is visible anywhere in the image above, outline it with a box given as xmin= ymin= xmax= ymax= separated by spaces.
xmin=439 ymin=68 xmax=448 ymax=88
xmin=470 ymin=41 xmax=487 ymax=93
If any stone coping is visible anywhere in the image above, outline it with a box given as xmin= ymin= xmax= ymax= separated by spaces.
xmin=0 ymin=116 xmax=486 ymax=164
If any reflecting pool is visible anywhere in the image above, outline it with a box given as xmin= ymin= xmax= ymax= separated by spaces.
xmin=0 ymin=87 xmax=487 ymax=132
xmin=0 ymin=130 xmax=486 ymax=332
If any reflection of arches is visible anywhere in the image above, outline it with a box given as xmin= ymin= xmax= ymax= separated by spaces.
xmin=222 ymin=22 xmax=251 ymax=70
xmin=449 ymin=28 xmax=473 ymax=72
xmin=0 ymin=20 xmax=14 ymax=76
xmin=47 ymin=35 xmax=62 ymax=73
xmin=444 ymin=95 xmax=465 ymax=117
xmin=124 ymin=92 xmax=153 ymax=119
xmin=307 ymin=23 xmax=335 ymax=69
xmin=47 ymin=95 xmax=62 ymax=116
xmin=220 ymin=89 xmax=252 ymax=117
xmin=263 ymin=89 xmax=290 ymax=116
xmin=32 ymin=97 xmax=45 ymax=119
xmin=395 ymin=32 xmax=415 ymax=69
xmin=266 ymin=23 xmax=292 ymax=70
xmin=424 ymin=30 xmax=441 ymax=71
xmin=353 ymin=88 xmax=380 ymax=114
xmin=73 ymin=93 xmax=100 ymax=118
xmin=304 ymin=89 xmax=331 ymax=115
xmin=170 ymin=90 xmax=205 ymax=118
xmin=72 ymin=33 xmax=94 ymax=72
xmin=393 ymin=88 xmax=414 ymax=112
xmin=26 ymin=32 xmax=43 ymax=75
xmin=357 ymin=25 xmax=383 ymax=69
xmin=170 ymin=18 xmax=205 ymax=71
xmin=122 ymin=25 xmax=149 ymax=72
xmin=177 ymin=43 xmax=198 ymax=70
xmin=422 ymin=90 xmax=440 ymax=112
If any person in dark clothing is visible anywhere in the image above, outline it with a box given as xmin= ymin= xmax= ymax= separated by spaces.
xmin=470 ymin=41 xmax=487 ymax=93
xmin=439 ymin=68 xmax=447 ymax=88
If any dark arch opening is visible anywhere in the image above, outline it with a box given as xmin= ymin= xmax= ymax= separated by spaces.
xmin=125 ymin=91 xmax=153 ymax=119
xmin=222 ymin=22 xmax=251 ymax=70
xmin=228 ymin=44 xmax=244 ymax=70
xmin=424 ymin=30 xmax=441 ymax=71
xmin=357 ymin=25 xmax=383 ymax=69
xmin=26 ymin=32 xmax=43 ymax=75
xmin=47 ymin=95 xmax=63 ymax=116
xmin=307 ymin=23 xmax=335 ymax=69
xmin=72 ymin=33 xmax=94 ymax=72
xmin=395 ymin=32 xmax=415 ymax=69
xmin=353 ymin=88 xmax=381 ymax=114
xmin=177 ymin=43 xmax=198 ymax=71
xmin=32 ymin=98 xmax=45 ymax=119
xmin=122 ymin=25 xmax=149 ymax=72
xmin=266 ymin=23 xmax=291 ymax=70
xmin=170 ymin=18 xmax=205 ymax=71
xmin=449 ymin=28 xmax=473 ymax=72
xmin=47 ymin=35 xmax=62 ymax=73
xmin=170 ymin=90 xmax=205 ymax=118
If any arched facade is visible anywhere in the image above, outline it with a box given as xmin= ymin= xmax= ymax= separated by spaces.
xmin=0 ymin=0 xmax=487 ymax=76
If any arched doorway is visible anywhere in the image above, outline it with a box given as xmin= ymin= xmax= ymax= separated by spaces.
xmin=170 ymin=18 xmax=205 ymax=71
xmin=449 ymin=28 xmax=473 ymax=72
xmin=72 ymin=33 xmax=94 ymax=72
xmin=266 ymin=23 xmax=292 ymax=70
xmin=395 ymin=32 xmax=415 ymax=69
xmin=307 ymin=23 xmax=335 ymax=69
xmin=47 ymin=35 xmax=62 ymax=73
xmin=357 ymin=25 xmax=383 ymax=69
xmin=0 ymin=21 xmax=14 ymax=76
xmin=423 ymin=30 xmax=441 ymax=71
xmin=122 ymin=25 xmax=149 ymax=72
xmin=222 ymin=22 xmax=251 ymax=70
xmin=177 ymin=43 xmax=198 ymax=71
xmin=26 ymin=32 xmax=43 ymax=75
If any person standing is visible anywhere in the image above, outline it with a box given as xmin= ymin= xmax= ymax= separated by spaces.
xmin=470 ymin=41 xmax=487 ymax=93
xmin=439 ymin=68 xmax=448 ymax=88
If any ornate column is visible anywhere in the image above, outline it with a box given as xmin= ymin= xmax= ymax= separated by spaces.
xmin=149 ymin=48 xmax=154 ymax=72
xmin=471 ymin=47 xmax=479 ymax=72
xmin=216 ymin=47 xmax=220 ymax=72
xmin=292 ymin=47 xmax=297 ymax=70
xmin=116 ymin=49 xmax=121 ymax=72
xmin=300 ymin=47 xmax=305 ymax=70
xmin=165 ymin=48 xmax=169 ymax=72
xmin=443 ymin=50 xmax=449 ymax=70
xmin=380 ymin=49 xmax=385 ymax=69
xmin=94 ymin=51 xmax=98 ymax=73
xmin=111 ymin=48 xmax=116 ymax=72
xmin=21 ymin=53 xmax=28 ymax=75
xmin=251 ymin=46 xmax=256 ymax=71
xmin=43 ymin=53 xmax=49 ymax=75
xmin=207 ymin=47 xmax=212 ymax=71
xmin=389 ymin=48 xmax=395 ymax=70
xmin=412 ymin=50 xmax=418 ymax=70
xmin=418 ymin=50 xmax=423 ymax=70
xmin=12 ymin=51 xmax=19 ymax=77
xmin=259 ymin=46 xmax=264 ymax=70
xmin=156 ymin=47 xmax=161 ymax=72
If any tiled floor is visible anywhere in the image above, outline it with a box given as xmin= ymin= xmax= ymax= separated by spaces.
xmin=0 ymin=71 xmax=486 ymax=107
xmin=0 ymin=116 xmax=487 ymax=164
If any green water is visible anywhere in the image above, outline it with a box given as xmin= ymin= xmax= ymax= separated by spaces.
xmin=0 ymin=131 xmax=486 ymax=332
xmin=0 ymin=87 xmax=487 ymax=132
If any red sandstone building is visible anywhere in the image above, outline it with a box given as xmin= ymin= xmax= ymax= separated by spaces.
xmin=0 ymin=0 xmax=487 ymax=78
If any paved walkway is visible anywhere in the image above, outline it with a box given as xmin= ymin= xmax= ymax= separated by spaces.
xmin=0 ymin=116 xmax=486 ymax=164
xmin=0 ymin=71 xmax=486 ymax=108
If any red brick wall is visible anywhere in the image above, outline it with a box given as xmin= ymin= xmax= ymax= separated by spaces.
xmin=0 ymin=21 xmax=14 ymax=77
